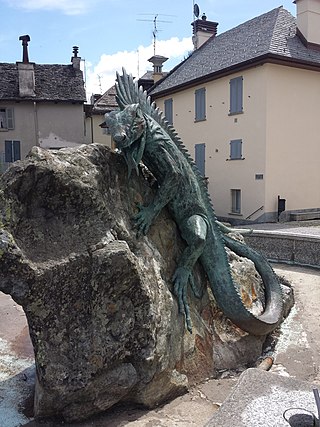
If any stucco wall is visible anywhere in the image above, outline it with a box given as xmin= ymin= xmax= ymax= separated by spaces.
xmin=155 ymin=66 xmax=268 ymax=221
xmin=264 ymin=63 xmax=320 ymax=214
xmin=154 ymin=62 xmax=320 ymax=222
xmin=0 ymin=101 xmax=85 ymax=170
xmin=37 ymin=103 xmax=84 ymax=148
xmin=0 ymin=102 xmax=37 ymax=161
xmin=84 ymin=114 xmax=112 ymax=147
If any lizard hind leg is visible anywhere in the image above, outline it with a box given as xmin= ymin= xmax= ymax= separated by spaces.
xmin=173 ymin=214 xmax=208 ymax=333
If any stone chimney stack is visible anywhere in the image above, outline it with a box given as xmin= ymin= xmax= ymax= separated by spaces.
xmin=192 ymin=13 xmax=218 ymax=50
xmin=17 ymin=35 xmax=35 ymax=97
xmin=295 ymin=0 xmax=320 ymax=49
xmin=148 ymin=55 xmax=168 ymax=83
xmin=71 ymin=46 xmax=81 ymax=69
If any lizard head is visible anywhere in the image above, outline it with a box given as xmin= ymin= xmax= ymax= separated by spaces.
xmin=104 ymin=104 xmax=145 ymax=150
xmin=103 ymin=104 xmax=146 ymax=177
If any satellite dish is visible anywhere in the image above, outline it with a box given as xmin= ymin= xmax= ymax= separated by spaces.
xmin=194 ymin=3 xmax=200 ymax=18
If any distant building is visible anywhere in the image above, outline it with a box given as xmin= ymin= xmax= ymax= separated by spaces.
xmin=84 ymin=86 xmax=118 ymax=146
xmin=86 ymin=55 xmax=168 ymax=147
xmin=0 ymin=37 xmax=86 ymax=173
xmin=150 ymin=1 xmax=320 ymax=223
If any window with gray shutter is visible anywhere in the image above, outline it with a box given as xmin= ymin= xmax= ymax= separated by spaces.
xmin=230 ymin=139 xmax=242 ymax=159
xmin=164 ymin=98 xmax=173 ymax=125
xmin=229 ymin=77 xmax=243 ymax=114
xmin=195 ymin=143 xmax=205 ymax=176
xmin=0 ymin=108 xmax=14 ymax=129
xmin=195 ymin=88 xmax=206 ymax=121
xmin=5 ymin=140 xmax=20 ymax=163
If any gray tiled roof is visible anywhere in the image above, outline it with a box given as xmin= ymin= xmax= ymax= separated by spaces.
xmin=150 ymin=7 xmax=320 ymax=96
xmin=92 ymin=85 xmax=118 ymax=114
xmin=0 ymin=63 xmax=86 ymax=102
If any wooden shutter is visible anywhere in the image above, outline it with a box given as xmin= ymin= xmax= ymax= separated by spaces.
xmin=5 ymin=141 xmax=13 ymax=163
xmin=164 ymin=98 xmax=173 ymax=125
xmin=195 ymin=143 xmax=205 ymax=176
xmin=230 ymin=139 xmax=242 ymax=159
xmin=230 ymin=77 xmax=243 ymax=114
xmin=6 ymin=108 xmax=14 ymax=129
xmin=13 ymin=140 xmax=21 ymax=161
xmin=195 ymin=88 xmax=206 ymax=121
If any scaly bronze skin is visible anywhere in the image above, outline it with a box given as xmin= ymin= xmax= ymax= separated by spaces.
xmin=104 ymin=69 xmax=283 ymax=335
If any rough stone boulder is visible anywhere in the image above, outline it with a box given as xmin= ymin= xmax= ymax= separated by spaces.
xmin=0 ymin=144 xmax=292 ymax=422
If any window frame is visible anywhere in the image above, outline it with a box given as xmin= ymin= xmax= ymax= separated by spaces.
xmin=231 ymin=189 xmax=241 ymax=214
xmin=195 ymin=87 xmax=206 ymax=122
xmin=4 ymin=140 xmax=21 ymax=163
xmin=0 ymin=108 xmax=15 ymax=130
xmin=229 ymin=76 xmax=243 ymax=115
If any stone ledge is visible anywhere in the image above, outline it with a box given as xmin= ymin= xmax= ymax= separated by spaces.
xmin=205 ymin=368 xmax=319 ymax=427
xmin=290 ymin=211 xmax=320 ymax=221
xmin=244 ymin=232 xmax=320 ymax=268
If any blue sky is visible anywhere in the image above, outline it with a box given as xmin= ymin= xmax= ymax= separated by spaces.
xmin=1 ymin=0 xmax=296 ymax=99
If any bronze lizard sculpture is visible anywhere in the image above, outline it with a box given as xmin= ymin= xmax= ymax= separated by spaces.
xmin=103 ymin=69 xmax=283 ymax=335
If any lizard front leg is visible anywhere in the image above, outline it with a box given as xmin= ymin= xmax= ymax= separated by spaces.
xmin=133 ymin=144 xmax=183 ymax=236
xmin=173 ymin=214 xmax=208 ymax=332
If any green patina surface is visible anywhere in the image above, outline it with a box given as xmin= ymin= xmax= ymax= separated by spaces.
xmin=103 ymin=69 xmax=284 ymax=335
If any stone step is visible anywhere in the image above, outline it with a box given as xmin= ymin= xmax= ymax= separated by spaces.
xmin=205 ymin=368 xmax=320 ymax=427
xmin=290 ymin=211 xmax=320 ymax=221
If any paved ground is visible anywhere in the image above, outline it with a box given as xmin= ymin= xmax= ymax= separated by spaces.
xmin=0 ymin=246 xmax=319 ymax=425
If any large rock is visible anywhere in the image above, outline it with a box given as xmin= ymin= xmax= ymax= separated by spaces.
xmin=0 ymin=144 xmax=292 ymax=422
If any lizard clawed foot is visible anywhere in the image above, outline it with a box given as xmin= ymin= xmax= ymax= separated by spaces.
xmin=173 ymin=266 xmax=199 ymax=333
xmin=133 ymin=203 xmax=155 ymax=237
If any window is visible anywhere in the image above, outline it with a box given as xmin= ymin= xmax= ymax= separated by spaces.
xmin=229 ymin=77 xmax=243 ymax=115
xmin=164 ymin=98 xmax=173 ymax=125
xmin=5 ymin=140 xmax=21 ymax=163
xmin=195 ymin=143 xmax=205 ymax=176
xmin=0 ymin=108 xmax=14 ymax=130
xmin=231 ymin=189 xmax=241 ymax=214
xmin=195 ymin=88 xmax=206 ymax=121
xmin=230 ymin=139 xmax=242 ymax=160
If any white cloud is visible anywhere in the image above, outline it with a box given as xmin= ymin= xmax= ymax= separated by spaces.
xmin=84 ymin=36 xmax=193 ymax=102
xmin=5 ymin=0 xmax=94 ymax=15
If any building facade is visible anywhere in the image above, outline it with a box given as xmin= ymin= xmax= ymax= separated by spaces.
xmin=150 ymin=2 xmax=320 ymax=223
xmin=0 ymin=39 xmax=86 ymax=173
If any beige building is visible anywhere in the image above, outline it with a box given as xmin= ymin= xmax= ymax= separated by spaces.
xmin=84 ymin=87 xmax=117 ymax=147
xmin=0 ymin=37 xmax=86 ymax=173
xmin=150 ymin=2 xmax=320 ymax=223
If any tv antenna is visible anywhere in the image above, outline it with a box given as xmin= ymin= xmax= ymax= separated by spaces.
xmin=137 ymin=13 xmax=174 ymax=55
xmin=97 ymin=74 xmax=102 ymax=94
xmin=193 ymin=2 xmax=200 ymax=20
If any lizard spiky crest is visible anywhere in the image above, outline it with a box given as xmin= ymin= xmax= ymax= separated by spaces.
xmin=115 ymin=68 xmax=283 ymax=335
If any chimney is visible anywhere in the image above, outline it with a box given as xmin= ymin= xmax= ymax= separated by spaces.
xmin=294 ymin=0 xmax=320 ymax=49
xmin=192 ymin=13 xmax=218 ymax=49
xmin=148 ymin=55 xmax=168 ymax=83
xmin=17 ymin=35 xmax=35 ymax=97
xmin=71 ymin=46 xmax=81 ymax=69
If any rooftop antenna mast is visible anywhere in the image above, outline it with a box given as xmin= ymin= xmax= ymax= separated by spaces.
xmin=97 ymin=74 xmax=102 ymax=94
xmin=137 ymin=13 xmax=173 ymax=55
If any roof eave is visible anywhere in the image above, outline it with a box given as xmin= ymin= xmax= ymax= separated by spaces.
xmin=150 ymin=53 xmax=320 ymax=98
